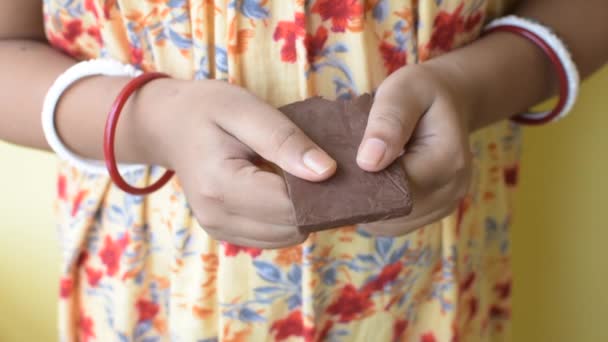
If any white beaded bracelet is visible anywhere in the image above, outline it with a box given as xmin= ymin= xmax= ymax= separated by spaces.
xmin=42 ymin=59 xmax=147 ymax=174
xmin=484 ymin=15 xmax=580 ymax=124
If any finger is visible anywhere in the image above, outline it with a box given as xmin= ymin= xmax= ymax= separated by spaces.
xmin=214 ymin=91 xmax=336 ymax=182
xmin=197 ymin=127 xmax=295 ymax=225
xmin=361 ymin=202 xmax=458 ymax=237
xmin=401 ymin=99 xmax=471 ymax=190
xmin=357 ymin=69 xmax=433 ymax=172
xmin=219 ymin=158 xmax=295 ymax=225
xmin=195 ymin=208 xmax=307 ymax=248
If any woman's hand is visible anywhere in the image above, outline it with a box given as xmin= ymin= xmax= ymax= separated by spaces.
xmin=356 ymin=63 xmax=474 ymax=236
xmin=139 ymin=79 xmax=337 ymax=248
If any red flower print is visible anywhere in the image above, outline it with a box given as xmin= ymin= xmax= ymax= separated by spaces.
xmin=85 ymin=267 xmax=103 ymax=287
xmin=59 ymin=277 xmax=73 ymax=299
xmin=273 ymin=13 xmax=306 ymax=63
xmin=86 ymin=26 xmax=103 ymax=45
xmin=421 ymin=332 xmax=437 ymax=342
xmin=57 ymin=174 xmax=67 ymax=200
xmin=464 ymin=11 xmax=483 ymax=32
xmin=317 ymin=320 xmax=334 ymax=341
xmin=311 ymin=0 xmax=364 ymax=33
xmin=379 ymin=41 xmax=407 ymax=74
xmin=130 ymin=46 xmax=144 ymax=66
xmin=504 ymin=164 xmax=519 ymax=187
xmin=84 ymin=0 xmax=100 ymax=19
xmin=456 ymin=195 xmax=472 ymax=231
xmin=304 ymin=26 xmax=329 ymax=64
xmin=103 ymin=0 xmax=116 ymax=19
xmin=270 ymin=310 xmax=314 ymax=341
xmin=223 ymin=242 xmax=263 ymax=258
xmin=78 ymin=312 xmax=95 ymax=342
xmin=459 ymin=272 xmax=476 ymax=292
xmin=137 ymin=299 xmax=160 ymax=322
xmin=494 ymin=280 xmax=511 ymax=299
xmin=362 ymin=262 xmax=403 ymax=293
xmin=99 ymin=233 xmax=130 ymax=277
xmin=47 ymin=19 xmax=85 ymax=57
xmin=428 ymin=3 xmax=465 ymax=53
xmin=79 ymin=311 xmax=95 ymax=342
xmin=468 ymin=296 xmax=479 ymax=321
xmin=62 ymin=19 xmax=84 ymax=43
xmin=326 ymin=284 xmax=373 ymax=322
xmin=489 ymin=304 xmax=510 ymax=319
xmin=71 ymin=189 xmax=88 ymax=217
xmin=77 ymin=251 xmax=89 ymax=267
xmin=393 ymin=319 xmax=408 ymax=341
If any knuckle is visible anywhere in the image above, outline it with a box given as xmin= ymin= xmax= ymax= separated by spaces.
xmin=439 ymin=143 xmax=472 ymax=176
xmin=198 ymin=181 xmax=225 ymax=204
xmin=269 ymin=228 xmax=304 ymax=244
xmin=202 ymin=228 xmax=223 ymax=241
xmin=193 ymin=204 xmax=224 ymax=229
xmin=268 ymin=233 xmax=308 ymax=249
xmin=373 ymin=109 xmax=408 ymax=136
xmin=269 ymin=124 xmax=300 ymax=158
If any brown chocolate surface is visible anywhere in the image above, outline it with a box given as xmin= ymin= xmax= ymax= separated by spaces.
xmin=279 ymin=94 xmax=412 ymax=232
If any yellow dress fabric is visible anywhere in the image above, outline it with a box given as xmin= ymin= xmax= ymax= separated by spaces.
xmin=44 ymin=0 xmax=520 ymax=341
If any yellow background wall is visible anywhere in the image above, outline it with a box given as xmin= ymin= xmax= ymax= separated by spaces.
xmin=0 ymin=66 xmax=607 ymax=341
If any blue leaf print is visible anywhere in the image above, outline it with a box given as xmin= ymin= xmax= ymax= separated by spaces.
xmin=388 ymin=241 xmax=410 ymax=264
xmin=394 ymin=21 xmax=408 ymax=49
xmin=335 ymin=329 xmax=350 ymax=336
xmin=111 ymin=205 xmax=124 ymax=215
xmin=198 ymin=338 xmax=219 ymax=342
xmin=332 ymin=43 xmax=348 ymax=53
xmin=238 ymin=307 xmax=266 ymax=322
xmin=169 ymin=29 xmax=192 ymax=49
xmin=240 ymin=0 xmax=270 ymax=20
xmin=253 ymin=260 xmax=282 ymax=282
xmin=375 ymin=237 xmax=394 ymax=260
xmin=215 ymin=47 xmax=229 ymax=73
xmin=117 ymin=332 xmax=129 ymax=342
xmin=167 ymin=0 xmax=186 ymax=8
xmin=142 ymin=337 xmax=161 ymax=342
xmin=500 ymin=240 xmax=509 ymax=254
xmin=485 ymin=217 xmax=498 ymax=234
xmin=322 ymin=268 xmax=337 ymax=285
xmin=303 ymin=243 xmax=316 ymax=255
xmin=254 ymin=286 xmax=283 ymax=294
xmin=288 ymin=265 xmax=302 ymax=285
xmin=357 ymin=254 xmax=378 ymax=264
xmin=372 ymin=0 xmax=389 ymax=21
xmin=287 ymin=294 xmax=302 ymax=310
xmin=134 ymin=320 xmax=153 ymax=339
xmin=356 ymin=226 xmax=372 ymax=237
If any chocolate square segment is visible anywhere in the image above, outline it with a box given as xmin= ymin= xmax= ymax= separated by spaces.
xmin=279 ymin=94 xmax=413 ymax=232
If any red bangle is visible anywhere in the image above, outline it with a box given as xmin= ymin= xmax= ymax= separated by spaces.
xmin=104 ymin=72 xmax=175 ymax=195
xmin=484 ymin=25 xmax=569 ymax=125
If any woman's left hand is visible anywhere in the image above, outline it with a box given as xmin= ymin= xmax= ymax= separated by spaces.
xmin=357 ymin=62 xmax=475 ymax=236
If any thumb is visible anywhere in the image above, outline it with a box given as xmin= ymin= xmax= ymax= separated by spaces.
xmin=356 ymin=70 xmax=433 ymax=172
xmin=215 ymin=96 xmax=337 ymax=182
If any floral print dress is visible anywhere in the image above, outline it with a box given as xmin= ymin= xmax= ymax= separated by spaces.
xmin=44 ymin=0 xmax=520 ymax=341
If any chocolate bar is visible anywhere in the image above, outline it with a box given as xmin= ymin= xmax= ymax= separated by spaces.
xmin=279 ymin=94 xmax=412 ymax=231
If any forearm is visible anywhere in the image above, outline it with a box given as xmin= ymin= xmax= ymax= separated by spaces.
xmin=425 ymin=0 xmax=608 ymax=131
xmin=0 ymin=40 xmax=167 ymax=165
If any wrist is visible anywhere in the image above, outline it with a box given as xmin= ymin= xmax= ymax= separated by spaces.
xmin=421 ymin=58 xmax=478 ymax=132
xmin=420 ymin=30 xmax=558 ymax=131
xmin=129 ymin=77 xmax=183 ymax=169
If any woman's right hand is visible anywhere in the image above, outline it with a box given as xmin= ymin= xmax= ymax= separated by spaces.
xmin=138 ymin=79 xmax=337 ymax=249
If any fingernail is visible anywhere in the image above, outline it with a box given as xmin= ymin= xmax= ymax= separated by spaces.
xmin=357 ymin=138 xmax=387 ymax=167
xmin=303 ymin=149 xmax=335 ymax=175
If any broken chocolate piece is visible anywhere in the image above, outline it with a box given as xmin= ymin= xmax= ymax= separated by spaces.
xmin=279 ymin=94 xmax=412 ymax=232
